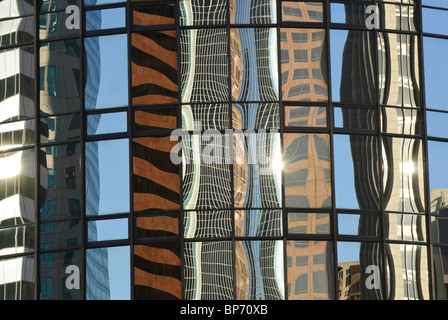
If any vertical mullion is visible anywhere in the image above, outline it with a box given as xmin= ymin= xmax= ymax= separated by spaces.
xmin=80 ymin=0 xmax=86 ymax=301
xmin=34 ymin=0 xmax=40 ymax=301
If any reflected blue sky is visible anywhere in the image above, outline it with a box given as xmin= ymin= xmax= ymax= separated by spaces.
xmin=86 ymin=7 xmax=126 ymax=31
xmin=423 ymin=37 xmax=448 ymax=110
xmin=423 ymin=8 xmax=448 ymax=36
xmin=422 ymin=0 xmax=448 ymax=9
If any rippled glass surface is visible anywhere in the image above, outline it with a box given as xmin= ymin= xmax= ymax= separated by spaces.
xmin=381 ymin=107 xmax=422 ymax=136
xmin=86 ymin=139 xmax=129 ymax=216
xmin=184 ymin=210 xmax=232 ymax=239
xmin=231 ymin=0 xmax=277 ymax=24
xmin=287 ymin=212 xmax=330 ymax=235
xmin=86 ymin=7 xmax=126 ymax=31
xmin=334 ymin=134 xmax=379 ymax=210
xmin=40 ymin=249 xmax=81 ymax=300
xmin=0 ymin=45 xmax=35 ymax=123
xmin=180 ymin=0 xmax=227 ymax=26
xmin=281 ymin=28 xmax=328 ymax=102
xmin=40 ymin=219 xmax=81 ymax=250
xmin=338 ymin=213 xmax=380 ymax=238
xmin=0 ymin=120 xmax=35 ymax=151
xmin=40 ymin=1 xmax=79 ymax=12
xmin=233 ymin=103 xmax=279 ymax=129
xmin=0 ymin=255 xmax=35 ymax=300
xmin=133 ymin=136 xmax=180 ymax=213
xmin=282 ymin=2 xmax=324 ymax=23
xmin=386 ymin=243 xmax=429 ymax=300
xmin=131 ymin=30 xmax=178 ymax=106
xmin=234 ymin=132 xmax=282 ymax=208
xmin=235 ymin=210 xmax=282 ymax=237
xmin=39 ymin=12 xmax=78 ymax=40
xmin=183 ymin=104 xmax=229 ymax=130
xmin=287 ymin=240 xmax=334 ymax=300
xmin=136 ymin=214 xmax=178 ymax=238
xmin=334 ymin=107 xmax=376 ymax=131
xmin=86 ymin=246 xmax=130 ymax=300
xmin=87 ymin=112 xmax=127 ymax=136
xmin=180 ymin=28 xmax=229 ymax=103
xmin=386 ymin=213 xmax=426 ymax=242
xmin=184 ymin=241 xmax=233 ymax=300
xmin=85 ymin=34 xmax=128 ymax=110
xmin=382 ymin=137 xmax=425 ymax=213
xmin=40 ymin=143 xmax=81 ymax=220
xmin=136 ymin=107 xmax=177 ymax=132
xmin=283 ymin=133 xmax=331 ymax=208
xmin=0 ymin=149 xmax=35 ymax=227
xmin=0 ymin=16 xmax=34 ymax=48
xmin=428 ymin=141 xmax=448 ymax=217
xmin=40 ymin=39 xmax=81 ymax=116
xmin=41 ymin=114 xmax=80 ymax=144
xmin=236 ymin=240 xmax=284 ymax=300
xmin=133 ymin=3 xmax=175 ymax=26
xmin=133 ymin=242 xmax=181 ymax=300
xmin=433 ymin=246 xmax=448 ymax=299
xmin=0 ymin=225 xmax=34 ymax=257
xmin=2 ymin=0 xmax=34 ymax=18
xmin=88 ymin=218 xmax=128 ymax=242
xmin=231 ymin=28 xmax=278 ymax=102
xmin=337 ymin=241 xmax=383 ymax=300
xmin=285 ymin=106 xmax=326 ymax=128
xmin=331 ymin=30 xmax=376 ymax=104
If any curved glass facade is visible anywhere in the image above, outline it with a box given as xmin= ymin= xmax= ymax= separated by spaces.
xmin=0 ymin=0 xmax=447 ymax=300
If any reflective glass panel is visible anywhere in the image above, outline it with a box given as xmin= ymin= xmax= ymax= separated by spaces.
xmin=133 ymin=3 xmax=175 ymax=26
xmin=40 ymin=249 xmax=81 ymax=300
xmin=427 ymin=111 xmax=448 ymax=139
xmin=135 ymin=107 xmax=177 ymax=132
xmin=334 ymin=107 xmax=376 ymax=131
xmin=386 ymin=213 xmax=426 ymax=242
xmin=133 ymin=242 xmax=181 ymax=300
xmin=184 ymin=210 xmax=232 ymax=239
xmin=179 ymin=0 xmax=227 ymax=26
xmin=236 ymin=240 xmax=284 ymax=300
xmin=287 ymin=212 xmax=330 ymax=235
xmin=39 ymin=12 xmax=78 ymax=40
xmin=0 ymin=45 xmax=35 ymax=123
xmin=338 ymin=213 xmax=380 ymax=238
xmin=85 ymin=34 xmax=128 ymax=110
xmin=40 ymin=39 xmax=81 ymax=116
xmin=0 ymin=16 xmax=34 ymax=47
xmin=230 ymin=28 xmax=278 ymax=102
xmin=87 ymin=112 xmax=127 ymax=136
xmin=231 ymin=0 xmax=277 ymax=24
xmin=286 ymin=240 xmax=334 ymax=300
xmin=135 ymin=214 xmax=178 ymax=238
xmin=40 ymin=1 xmax=79 ymax=12
xmin=235 ymin=210 xmax=282 ymax=237
xmin=334 ymin=134 xmax=379 ymax=210
xmin=2 ymin=0 xmax=34 ymax=18
xmin=431 ymin=216 xmax=448 ymax=244
xmin=0 ymin=225 xmax=34 ymax=257
xmin=381 ymin=107 xmax=422 ymax=136
xmin=0 ymin=119 xmax=35 ymax=151
xmin=283 ymin=133 xmax=332 ymax=208
xmin=234 ymin=132 xmax=282 ymax=209
xmin=40 ymin=143 xmax=81 ymax=220
xmin=281 ymin=28 xmax=328 ymax=102
xmin=0 ymin=149 xmax=35 ymax=227
xmin=422 ymin=0 xmax=448 ymax=8
xmin=331 ymin=3 xmax=368 ymax=27
xmin=41 ymin=114 xmax=80 ymax=144
xmin=131 ymin=30 xmax=178 ymax=105
xmin=86 ymin=139 xmax=130 ymax=216
xmin=423 ymin=8 xmax=448 ymax=36
xmin=386 ymin=243 xmax=429 ymax=300
xmin=180 ymin=28 xmax=229 ymax=103
xmin=88 ymin=218 xmax=128 ymax=242
xmin=233 ymin=103 xmax=279 ymax=130
xmin=184 ymin=241 xmax=233 ymax=300
xmin=86 ymin=246 xmax=130 ymax=300
xmin=337 ymin=241 xmax=383 ymax=300
xmin=282 ymin=2 xmax=324 ymax=23
xmin=285 ymin=106 xmax=326 ymax=128
xmin=40 ymin=219 xmax=81 ymax=250
xmin=85 ymin=0 xmax=125 ymax=6
xmin=378 ymin=33 xmax=420 ymax=108
xmin=0 ymin=255 xmax=35 ymax=300
xmin=331 ymin=30 xmax=376 ymax=104
xmin=182 ymin=133 xmax=232 ymax=210
xmin=428 ymin=141 xmax=448 ymax=216
xmin=86 ymin=7 xmax=126 ymax=31
xmin=183 ymin=104 xmax=229 ymax=130
xmin=379 ymin=4 xmax=417 ymax=32
xmin=133 ymin=136 xmax=180 ymax=213
xmin=432 ymin=246 xmax=448 ymax=300
xmin=424 ymin=37 xmax=448 ymax=111
xmin=382 ymin=137 xmax=425 ymax=213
